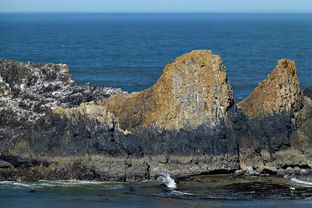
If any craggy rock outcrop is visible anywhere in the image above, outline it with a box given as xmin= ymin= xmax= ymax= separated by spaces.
xmin=103 ymin=50 xmax=234 ymax=131
xmin=238 ymin=59 xmax=303 ymax=118
xmin=237 ymin=59 xmax=311 ymax=174
xmin=0 ymin=59 xmax=122 ymax=155
xmin=0 ymin=51 xmax=312 ymax=181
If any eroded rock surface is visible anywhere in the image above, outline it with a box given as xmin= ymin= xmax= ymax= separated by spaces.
xmin=238 ymin=59 xmax=303 ymax=118
xmin=0 ymin=51 xmax=312 ymax=181
xmin=103 ymin=50 xmax=235 ymax=131
xmin=237 ymin=59 xmax=312 ymax=174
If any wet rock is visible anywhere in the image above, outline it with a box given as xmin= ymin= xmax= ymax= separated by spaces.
xmin=277 ymin=168 xmax=285 ymax=176
xmin=285 ymin=167 xmax=295 ymax=175
xmin=178 ymin=174 xmax=312 ymax=199
xmin=294 ymin=166 xmax=302 ymax=174
xmin=0 ymin=160 xmax=13 ymax=168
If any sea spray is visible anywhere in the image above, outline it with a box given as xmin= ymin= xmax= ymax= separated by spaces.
xmin=158 ymin=172 xmax=177 ymax=189
xmin=291 ymin=177 xmax=312 ymax=187
xmin=152 ymin=167 xmax=177 ymax=189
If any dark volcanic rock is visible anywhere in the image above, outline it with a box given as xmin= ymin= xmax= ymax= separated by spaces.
xmin=0 ymin=52 xmax=312 ymax=182
xmin=178 ymin=174 xmax=312 ymax=199
xmin=0 ymin=59 xmax=122 ymax=153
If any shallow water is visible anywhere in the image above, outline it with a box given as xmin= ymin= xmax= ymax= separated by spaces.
xmin=1 ymin=175 xmax=312 ymax=208
xmin=0 ymin=13 xmax=312 ymax=100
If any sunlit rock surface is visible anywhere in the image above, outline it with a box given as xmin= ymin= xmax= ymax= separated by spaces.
xmin=238 ymin=59 xmax=303 ymax=118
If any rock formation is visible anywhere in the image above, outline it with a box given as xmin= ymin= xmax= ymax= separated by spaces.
xmin=238 ymin=59 xmax=303 ymax=118
xmin=103 ymin=50 xmax=234 ymax=131
xmin=0 ymin=51 xmax=312 ymax=181
xmin=237 ymin=59 xmax=311 ymax=174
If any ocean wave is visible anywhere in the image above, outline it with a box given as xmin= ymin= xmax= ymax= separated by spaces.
xmin=291 ymin=178 xmax=312 ymax=187
xmin=158 ymin=173 xmax=177 ymax=189
xmin=0 ymin=180 xmax=123 ymax=189
xmin=170 ymin=190 xmax=195 ymax=196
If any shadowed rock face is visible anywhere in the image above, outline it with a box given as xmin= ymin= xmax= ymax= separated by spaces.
xmin=303 ymin=87 xmax=312 ymax=99
xmin=0 ymin=51 xmax=312 ymax=181
xmin=0 ymin=59 xmax=122 ymax=156
xmin=48 ymin=50 xmax=239 ymax=158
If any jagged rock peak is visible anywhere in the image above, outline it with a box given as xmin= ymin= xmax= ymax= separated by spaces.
xmin=103 ymin=50 xmax=235 ymax=130
xmin=238 ymin=59 xmax=303 ymax=118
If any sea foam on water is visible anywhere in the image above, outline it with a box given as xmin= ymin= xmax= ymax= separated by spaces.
xmin=158 ymin=172 xmax=177 ymax=189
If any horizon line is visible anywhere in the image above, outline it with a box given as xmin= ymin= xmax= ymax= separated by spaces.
xmin=1 ymin=10 xmax=312 ymax=14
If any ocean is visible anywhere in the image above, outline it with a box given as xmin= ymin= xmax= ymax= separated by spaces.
xmin=1 ymin=13 xmax=312 ymax=207
xmin=1 ymin=178 xmax=312 ymax=208
xmin=0 ymin=13 xmax=311 ymax=100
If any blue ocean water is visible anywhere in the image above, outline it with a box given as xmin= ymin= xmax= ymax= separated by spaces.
xmin=1 ymin=13 xmax=312 ymax=207
xmin=0 ymin=13 xmax=312 ymax=100
xmin=1 ymin=180 xmax=312 ymax=208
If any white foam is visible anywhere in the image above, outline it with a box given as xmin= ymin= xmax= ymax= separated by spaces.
xmin=291 ymin=178 xmax=312 ymax=187
xmin=158 ymin=173 xmax=177 ymax=189
xmin=170 ymin=190 xmax=194 ymax=196
xmin=0 ymin=180 xmax=120 ymax=189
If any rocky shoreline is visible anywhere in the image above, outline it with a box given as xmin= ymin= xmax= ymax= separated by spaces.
xmin=1 ymin=50 xmax=312 ymax=181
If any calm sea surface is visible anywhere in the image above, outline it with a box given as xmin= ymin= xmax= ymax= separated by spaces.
xmin=1 ymin=180 xmax=312 ymax=208
xmin=0 ymin=13 xmax=312 ymax=100
xmin=1 ymin=13 xmax=312 ymax=207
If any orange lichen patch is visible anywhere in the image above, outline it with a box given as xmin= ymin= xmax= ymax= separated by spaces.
xmin=50 ymin=50 xmax=234 ymax=132
xmin=103 ymin=50 xmax=234 ymax=131
xmin=238 ymin=59 xmax=303 ymax=118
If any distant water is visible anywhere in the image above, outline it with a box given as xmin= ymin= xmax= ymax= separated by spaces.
xmin=0 ymin=13 xmax=312 ymax=100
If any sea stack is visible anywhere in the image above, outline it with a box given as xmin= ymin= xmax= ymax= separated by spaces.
xmin=1 ymin=51 xmax=312 ymax=181
xmin=237 ymin=59 xmax=310 ymax=174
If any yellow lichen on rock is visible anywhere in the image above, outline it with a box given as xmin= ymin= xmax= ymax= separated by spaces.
xmin=238 ymin=59 xmax=303 ymax=118
xmin=52 ymin=102 xmax=119 ymax=130
xmin=103 ymin=50 xmax=234 ymax=131
xmin=51 ymin=50 xmax=235 ymax=132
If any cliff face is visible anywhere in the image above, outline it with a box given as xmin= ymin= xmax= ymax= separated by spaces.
xmin=0 ymin=51 xmax=312 ymax=181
